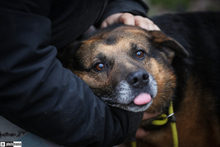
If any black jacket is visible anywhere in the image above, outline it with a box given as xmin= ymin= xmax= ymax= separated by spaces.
xmin=0 ymin=0 xmax=148 ymax=146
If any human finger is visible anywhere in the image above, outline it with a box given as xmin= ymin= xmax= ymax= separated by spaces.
xmin=119 ymin=13 xmax=135 ymax=26
xmin=135 ymin=128 xmax=150 ymax=139
xmin=100 ymin=13 xmax=122 ymax=28
xmin=134 ymin=16 xmax=160 ymax=31
xmin=142 ymin=111 xmax=162 ymax=120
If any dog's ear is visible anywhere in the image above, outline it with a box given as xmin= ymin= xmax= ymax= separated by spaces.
xmin=148 ymin=31 xmax=189 ymax=62
xmin=57 ymin=41 xmax=81 ymax=69
xmin=57 ymin=26 xmax=97 ymax=67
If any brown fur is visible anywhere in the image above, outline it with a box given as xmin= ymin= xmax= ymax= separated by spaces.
xmin=58 ymin=25 xmax=184 ymax=113
xmin=135 ymin=76 xmax=220 ymax=147
xmin=58 ymin=24 xmax=220 ymax=146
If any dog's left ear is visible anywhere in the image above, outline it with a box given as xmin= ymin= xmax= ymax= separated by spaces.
xmin=57 ymin=41 xmax=81 ymax=69
xmin=148 ymin=31 xmax=189 ymax=61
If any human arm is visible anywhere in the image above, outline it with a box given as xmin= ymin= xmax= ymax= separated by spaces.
xmin=0 ymin=0 xmax=143 ymax=146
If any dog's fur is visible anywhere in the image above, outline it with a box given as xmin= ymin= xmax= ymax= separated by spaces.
xmin=58 ymin=12 xmax=220 ymax=147
xmin=58 ymin=24 xmax=187 ymax=113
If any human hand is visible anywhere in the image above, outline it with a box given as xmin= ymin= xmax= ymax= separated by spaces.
xmin=135 ymin=111 xmax=161 ymax=138
xmin=101 ymin=13 xmax=160 ymax=31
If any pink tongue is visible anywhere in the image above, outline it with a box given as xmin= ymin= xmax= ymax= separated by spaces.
xmin=133 ymin=93 xmax=151 ymax=105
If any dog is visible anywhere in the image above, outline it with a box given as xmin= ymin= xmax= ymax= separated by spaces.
xmin=58 ymin=12 xmax=220 ymax=147
xmin=58 ymin=24 xmax=187 ymax=113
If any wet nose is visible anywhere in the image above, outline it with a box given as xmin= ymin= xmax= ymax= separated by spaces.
xmin=127 ymin=70 xmax=149 ymax=88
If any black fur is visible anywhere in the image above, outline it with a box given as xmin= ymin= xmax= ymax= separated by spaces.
xmin=152 ymin=12 xmax=220 ymax=120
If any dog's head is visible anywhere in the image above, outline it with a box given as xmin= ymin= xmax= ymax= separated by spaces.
xmin=58 ymin=25 xmax=188 ymax=112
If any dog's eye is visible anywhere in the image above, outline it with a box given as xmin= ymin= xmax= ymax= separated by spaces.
xmin=95 ymin=63 xmax=106 ymax=71
xmin=135 ymin=50 xmax=145 ymax=59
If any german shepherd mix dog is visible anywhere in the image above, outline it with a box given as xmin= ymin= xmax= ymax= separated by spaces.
xmin=58 ymin=12 xmax=220 ymax=147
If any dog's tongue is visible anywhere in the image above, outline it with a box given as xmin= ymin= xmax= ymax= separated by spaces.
xmin=133 ymin=93 xmax=151 ymax=105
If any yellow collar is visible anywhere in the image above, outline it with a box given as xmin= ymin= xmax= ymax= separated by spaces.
xmin=131 ymin=101 xmax=178 ymax=147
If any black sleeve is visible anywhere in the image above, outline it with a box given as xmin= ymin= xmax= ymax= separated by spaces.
xmin=95 ymin=0 xmax=149 ymax=27
xmin=0 ymin=1 xmax=143 ymax=147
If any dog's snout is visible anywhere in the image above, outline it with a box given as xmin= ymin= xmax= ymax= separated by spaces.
xmin=127 ymin=70 xmax=149 ymax=88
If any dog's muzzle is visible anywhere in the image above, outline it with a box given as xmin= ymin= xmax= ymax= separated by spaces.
xmin=101 ymin=70 xmax=157 ymax=112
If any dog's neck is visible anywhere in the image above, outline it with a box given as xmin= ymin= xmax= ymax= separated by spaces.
xmin=136 ymin=75 xmax=220 ymax=147
xmin=174 ymin=75 xmax=220 ymax=146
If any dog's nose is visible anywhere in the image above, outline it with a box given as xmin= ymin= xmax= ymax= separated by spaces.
xmin=127 ymin=70 xmax=149 ymax=88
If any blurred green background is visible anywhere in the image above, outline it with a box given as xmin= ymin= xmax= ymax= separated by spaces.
xmin=144 ymin=0 xmax=220 ymax=17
